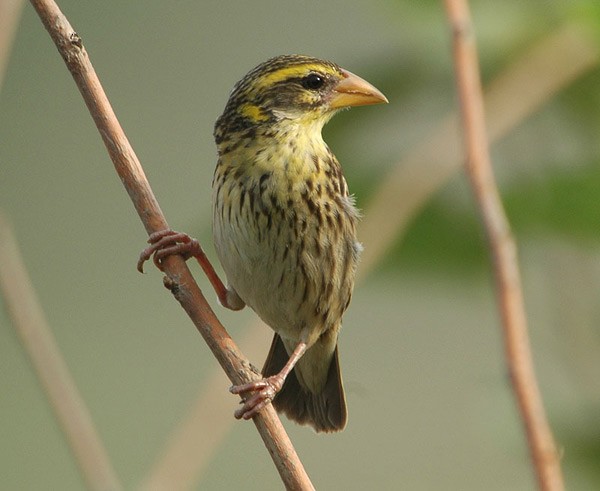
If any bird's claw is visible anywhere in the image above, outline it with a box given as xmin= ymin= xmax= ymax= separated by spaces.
xmin=137 ymin=229 xmax=200 ymax=273
xmin=230 ymin=376 xmax=284 ymax=420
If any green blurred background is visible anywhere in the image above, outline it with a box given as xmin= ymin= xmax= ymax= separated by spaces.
xmin=1 ymin=1 xmax=599 ymax=489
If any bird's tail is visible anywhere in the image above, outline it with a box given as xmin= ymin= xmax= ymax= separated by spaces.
xmin=262 ymin=334 xmax=347 ymax=433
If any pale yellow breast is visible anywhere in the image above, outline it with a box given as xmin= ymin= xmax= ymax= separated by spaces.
xmin=212 ymin=125 xmax=360 ymax=346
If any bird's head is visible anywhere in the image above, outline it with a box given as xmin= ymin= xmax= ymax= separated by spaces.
xmin=215 ymin=55 xmax=387 ymax=144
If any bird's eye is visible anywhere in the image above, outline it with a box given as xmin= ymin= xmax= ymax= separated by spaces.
xmin=302 ymin=73 xmax=325 ymax=90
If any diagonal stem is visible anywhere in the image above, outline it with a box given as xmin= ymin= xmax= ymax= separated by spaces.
xmin=442 ymin=1 xmax=564 ymax=490
xmin=28 ymin=0 xmax=314 ymax=489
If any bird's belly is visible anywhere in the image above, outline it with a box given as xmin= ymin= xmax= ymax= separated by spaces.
xmin=213 ymin=195 xmax=360 ymax=345
xmin=213 ymin=214 xmax=312 ymax=341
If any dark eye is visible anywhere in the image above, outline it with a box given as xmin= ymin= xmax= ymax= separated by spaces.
xmin=302 ymin=73 xmax=325 ymax=90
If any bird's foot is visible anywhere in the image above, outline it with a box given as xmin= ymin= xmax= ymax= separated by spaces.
xmin=137 ymin=229 xmax=245 ymax=311
xmin=137 ymin=229 xmax=200 ymax=273
xmin=230 ymin=375 xmax=285 ymax=420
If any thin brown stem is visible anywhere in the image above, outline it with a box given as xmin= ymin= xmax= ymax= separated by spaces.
xmin=0 ymin=213 xmax=122 ymax=491
xmin=443 ymin=1 xmax=564 ymax=490
xmin=28 ymin=1 xmax=313 ymax=489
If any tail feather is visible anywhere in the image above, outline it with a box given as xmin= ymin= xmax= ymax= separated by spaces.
xmin=262 ymin=334 xmax=347 ymax=433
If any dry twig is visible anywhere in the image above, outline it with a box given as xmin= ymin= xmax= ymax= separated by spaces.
xmin=443 ymin=1 xmax=564 ymax=490
xmin=28 ymin=0 xmax=314 ymax=489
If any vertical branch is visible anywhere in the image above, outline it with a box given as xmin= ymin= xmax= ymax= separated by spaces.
xmin=28 ymin=1 xmax=314 ymax=489
xmin=0 ymin=213 xmax=122 ymax=491
xmin=442 ymin=1 xmax=564 ymax=490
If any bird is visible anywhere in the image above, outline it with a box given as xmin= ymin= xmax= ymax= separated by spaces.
xmin=138 ymin=54 xmax=387 ymax=432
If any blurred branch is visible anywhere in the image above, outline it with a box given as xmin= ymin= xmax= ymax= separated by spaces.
xmin=143 ymin=21 xmax=599 ymax=489
xmin=28 ymin=1 xmax=314 ymax=489
xmin=443 ymin=1 xmax=564 ymax=490
xmin=358 ymin=22 xmax=599 ymax=275
xmin=0 ymin=212 xmax=122 ymax=491
xmin=140 ymin=321 xmax=270 ymax=490
xmin=0 ymin=0 xmax=25 ymax=94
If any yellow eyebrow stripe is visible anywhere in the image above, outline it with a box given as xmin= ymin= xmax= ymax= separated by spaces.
xmin=255 ymin=64 xmax=335 ymax=90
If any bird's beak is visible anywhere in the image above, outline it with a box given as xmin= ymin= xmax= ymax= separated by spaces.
xmin=329 ymin=69 xmax=388 ymax=109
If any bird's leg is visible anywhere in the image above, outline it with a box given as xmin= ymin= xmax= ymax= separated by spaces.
xmin=230 ymin=341 xmax=308 ymax=420
xmin=137 ymin=230 xmax=245 ymax=311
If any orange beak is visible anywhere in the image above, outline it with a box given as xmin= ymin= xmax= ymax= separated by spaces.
xmin=329 ymin=68 xmax=388 ymax=109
